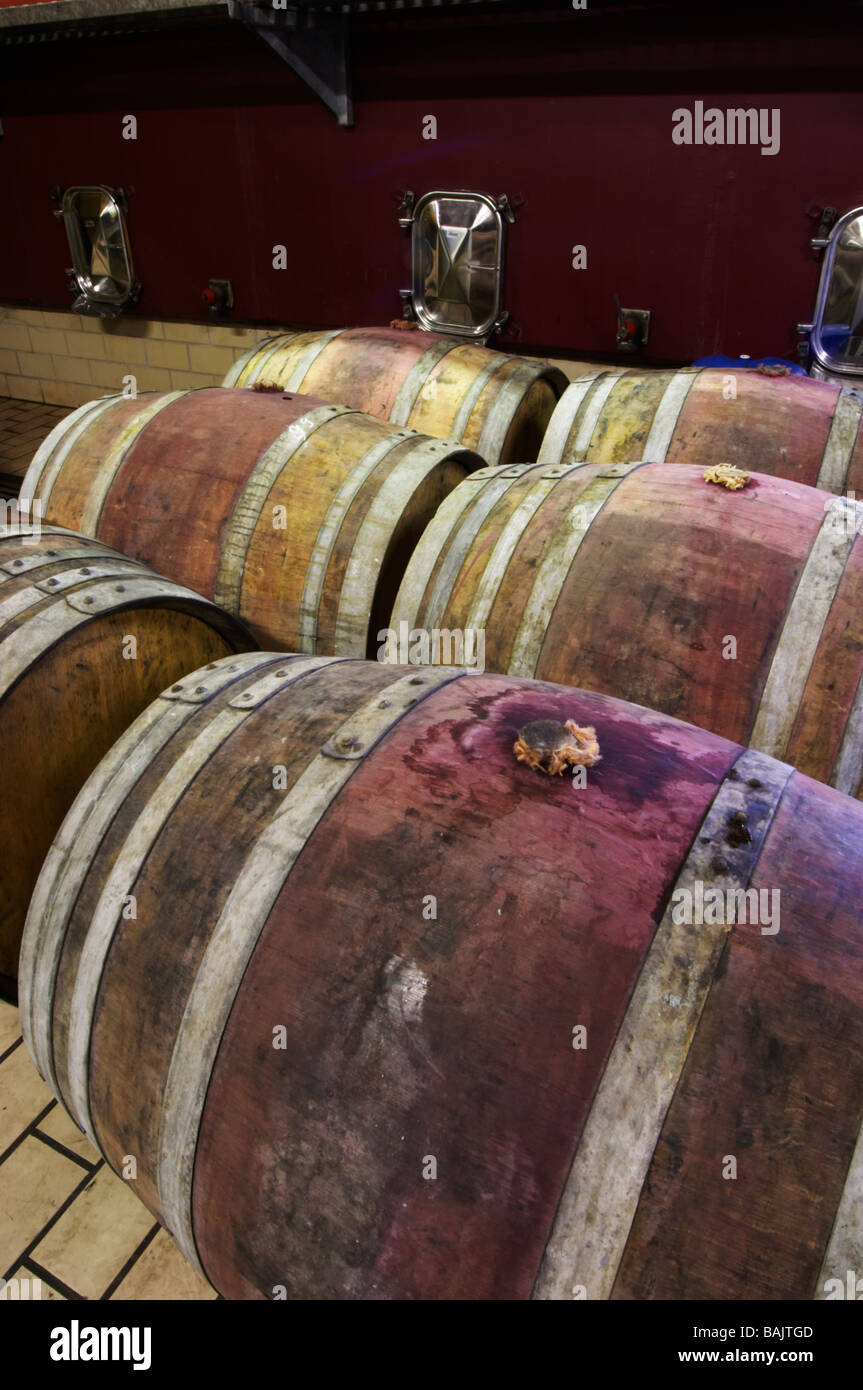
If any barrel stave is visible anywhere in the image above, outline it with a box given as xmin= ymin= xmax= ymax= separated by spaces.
xmin=31 ymin=394 xmax=138 ymax=529
xmin=55 ymin=657 xmax=393 ymax=1222
xmin=536 ymin=465 xmax=823 ymax=741
xmin=469 ymin=360 xmax=561 ymax=469
xmin=94 ymin=389 xmax=331 ymax=604
xmin=240 ymin=409 xmax=397 ymax=653
xmin=846 ymin=407 xmax=863 ymax=494
xmin=580 ymin=370 xmax=672 ymax=465
xmin=224 ymin=333 xmax=296 ymax=389
xmin=406 ymin=341 xmax=505 ymax=441
xmin=613 ymin=771 xmax=863 ymax=1299
xmin=669 ymin=369 xmax=837 ymax=483
xmin=299 ymin=328 xmax=445 ymax=420
xmin=784 ymin=537 xmax=863 ymax=795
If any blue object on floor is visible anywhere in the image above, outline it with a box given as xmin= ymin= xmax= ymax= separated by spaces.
xmin=693 ymin=354 xmax=808 ymax=376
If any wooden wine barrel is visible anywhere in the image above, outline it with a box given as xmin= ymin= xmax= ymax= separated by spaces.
xmin=0 ymin=524 xmax=251 ymax=996
xmin=19 ymin=654 xmax=863 ymax=1299
xmin=223 ymin=326 xmax=569 ymax=467
xmin=392 ymin=460 xmax=863 ymax=797
xmin=538 ymin=367 xmax=863 ymax=492
xmin=21 ymin=387 xmax=481 ymax=657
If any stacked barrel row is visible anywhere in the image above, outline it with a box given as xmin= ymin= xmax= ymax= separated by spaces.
xmin=22 ymin=350 xmax=863 ymax=798
xmin=6 ymin=330 xmax=574 ymax=990
xmin=6 ymin=324 xmax=863 ymax=1301
xmin=230 ymin=328 xmax=863 ymax=491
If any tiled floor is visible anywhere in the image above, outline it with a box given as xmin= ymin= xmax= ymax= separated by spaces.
xmin=0 ymin=396 xmax=69 ymax=492
xmin=0 ymin=998 xmax=217 ymax=1301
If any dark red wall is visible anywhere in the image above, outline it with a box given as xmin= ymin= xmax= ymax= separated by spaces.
xmin=2 ymin=2 xmax=862 ymax=361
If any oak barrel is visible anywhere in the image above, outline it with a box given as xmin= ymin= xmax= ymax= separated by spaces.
xmin=21 ymin=387 xmax=481 ymax=656
xmin=19 ymin=654 xmax=863 ymax=1299
xmin=392 ymin=460 xmax=863 ymax=796
xmin=0 ymin=524 xmax=251 ymax=994
xmin=223 ymin=326 xmax=569 ymax=467
xmin=538 ymin=367 xmax=863 ymax=492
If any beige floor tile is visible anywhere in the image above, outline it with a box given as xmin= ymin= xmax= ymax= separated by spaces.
xmin=110 ymin=1229 xmax=218 ymax=1301
xmin=36 ymin=1106 xmax=100 ymax=1167
xmin=1 ymin=1266 xmax=66 ymax=1300
xmin=0 ymin=1044 xmax=55 ymax=1152
xmin=0 ymin=1136 xmax=85 ymax=1272
xmin=0 ymin=1000 xmax=20 ymax=1056
xmin=32 ymin=1166 xmax=156 ymax=1300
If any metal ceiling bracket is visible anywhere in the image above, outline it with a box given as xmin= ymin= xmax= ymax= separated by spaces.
xmin=227 ymin=2 xmax=353 ymax=128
